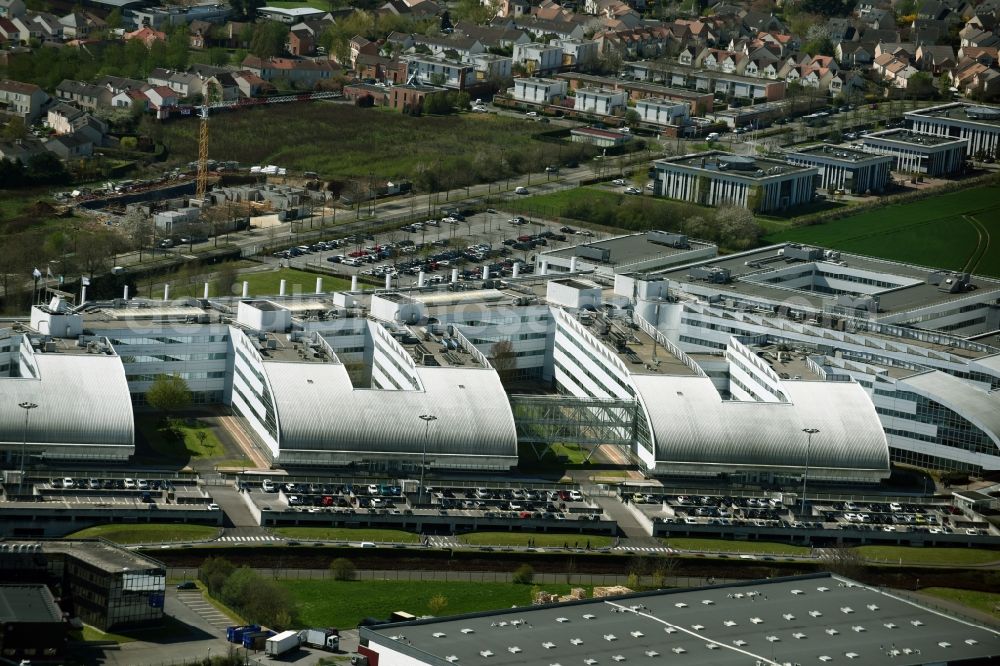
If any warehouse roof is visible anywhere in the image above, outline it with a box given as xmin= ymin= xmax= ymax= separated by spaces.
xmin=361 ymin=573 xmax=1000 ymax=666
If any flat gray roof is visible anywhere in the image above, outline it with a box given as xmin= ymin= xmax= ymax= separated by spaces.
xmin=548 ymin=233 xmax=710 ymax=265
xmin=362 ymin=573 xmax=1000 ymax=666
xmin=790 ymin=144 xmax=891 ymax=163
xmin=3 ymin=539 xmax=165 ymax=574
xmin=0 ymin=585 xmax=62 ymax=624
xmin=658 ymin=152 xmax=812 ymax=179
xmin=655 ymin=244 xmax=1000 ymax=323
xmin=907 ymin=102 xmax=1000 ymax=127
xmin=864 ymin=129 xmax=966 ymax=147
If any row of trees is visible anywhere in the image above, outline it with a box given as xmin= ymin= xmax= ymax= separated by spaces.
xmin=199 ymin=557 xmax=300 ymax=629
xmin=0 ymin=154 xmax=70 ymax=188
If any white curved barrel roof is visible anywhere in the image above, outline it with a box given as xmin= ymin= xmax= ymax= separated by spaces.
xmin=632 ymin=375 xmax=889 ymax=479
xmin=0 ymin=353 xmax=134 ymax=449
xmin=263 ymin=361 xmax=518 ymax=461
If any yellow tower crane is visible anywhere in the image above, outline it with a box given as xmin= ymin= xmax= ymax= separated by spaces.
xmin=196 ymin=104 xmax=209 ymax=200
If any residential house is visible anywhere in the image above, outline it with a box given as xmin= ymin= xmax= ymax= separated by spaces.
xmin=378 ymin=0 xmax=440 ymax=19
xmin=400 ymin=54 xmax=475 ymax=89
xmin=410 ymin=32 xmax=486 ymax=60
xmin=916 ymin=43 xmax=956 ymax=73
xmin=452 ymin=21 xmax=531 ymax=49
xmin=55 ymin=79 xmax=107 ymax=110
xmin=9 ymin=15 xmax=38 ymax=43
xmin=960 ymin=25 xmax=1000 ymax=48
xmin=557 ymin=38 xmax=599 ymax=68
xmin=143 ymin=85 xmax=179 ymax=112
xmin=959 ymin=46 xmax=998 ymax=65
xmin=125 ymin=26 xmax=167 ymax=47
xmin=0 ymin=136 xmax=45 ymax=161
xmin=635 ymin=96 xmax=689 ymax=125
xmin=348 ymin=35 xmax=379 ymax=67
xmin=0 ymin=79 xmax=48 ymax=121
xmin=697 ymin=47 xmax=748 ymax=74
xmin=836 ymin=40 xmax=876 ymax=67
xmin=288 ymin=27 xmax=315 ymax=56
xmin=468 ymin=53 xmax=512 ymax=83
xmin=874 ymin=51 xmax=920 ymax=88
xmin=356 ymin=53 xmax=409 ymax=84
xmin=44 ymin=133 xmax=92 ymax=159
xmin=96 ymin=75 xmax=147 ymax=96
xmin=504 ymin=15 xmax=588 ymax=41
xmin=512 ymin=76 xmax=567 ymax=103
xmin=0 ymin=0 xmax=25 ymax=19
xmin=58 ymin=12 xmax=88 ymax=39
xmin=495 ymin=0 xmax=529 ymax=19
xmin=240 ymin=56 xmax=339 ymax=86
xmin=597 ymin=26 xmax=674 ymax=61
xmin=110 ymin=88 xmax=149 ymax=110
xmin=512 ymin=42 xmax=563 ymax=74
xmin=232 ymin=70 xmax=275 ymax=97
xmin=573 ymin=87 xmax=627 ymax=115
xmin=45 ymin=102 xmax=85 ymax=134
xmin=0 ymin=17 xmax=18 ymax=45
xmin=147 ymin=68 xmax=204 ymax=99
xmin=742 ymin=11 xmax=785 ymax=35
xmin=188 ymin=19 xmax=211 ymax=49
xmin=28 ymin=11 xmax=61 ymax=41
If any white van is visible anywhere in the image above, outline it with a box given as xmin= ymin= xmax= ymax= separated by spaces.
xmin=706 ymin=132 xmax=721 ymax=142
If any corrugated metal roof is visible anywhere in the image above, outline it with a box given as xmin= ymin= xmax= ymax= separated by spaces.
xmin=633 ymin=375 xmax=889 ymax=478
xmin=0 ymin=353 xmax=134 ymax=448
xmin=264 ymin=362 xmax=518 ymax=460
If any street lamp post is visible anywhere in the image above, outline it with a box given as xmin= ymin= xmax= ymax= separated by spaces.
xmin=18 ymin=402 xmax=37 ymax=495
xmin=800 ymin=428 xmax=819 ymax=517
xmin=418 ymin=414 xmax=437 ymax=506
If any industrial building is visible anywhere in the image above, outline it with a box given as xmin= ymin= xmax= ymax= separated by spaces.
xmin=652 ymin=245 xmax=1000 ymax=473
xmin=358 ymin=573 xmax=1000 ymax=666
xmin=860 ymin=129 xmax=968 ymax=176
xmin=905 ymin=101 xmax=1000 ymax=159
xmin=653 ymin=152 xmax=818 ymax=212
xmin=0 ymin=539 xmax=166 ymax=631
xmin=785 ymin=145 xmax=893 ymax=194
xmin=537 ymin=231 xmax=716 ymax=277
xmin=0 ymin=584 xmax=66 ymax=664
xmin=3 ymin=243 xmax=998 ymax=476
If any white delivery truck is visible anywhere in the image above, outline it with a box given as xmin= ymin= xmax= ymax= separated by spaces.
xmin=265 ymin=630 xmax=300 ymax=657
xmin=300 ymin=627 xmax=340 ymax=651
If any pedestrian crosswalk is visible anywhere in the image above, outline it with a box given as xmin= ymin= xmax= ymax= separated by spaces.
xmin=426 ymin=536 xmax=458 ymax=548
xmin=216 ymin=535 xmax=283 ymax=542
xmin=613 ymin=546 xmax=675 ymax=553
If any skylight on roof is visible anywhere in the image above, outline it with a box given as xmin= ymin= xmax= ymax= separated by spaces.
xmin=571 ymin=638 xmax=583 ymax=645
xmin=543 ymin=642 xmax=555 ymax=649
xmin=733 ymin=639 xmax=747 ymax=647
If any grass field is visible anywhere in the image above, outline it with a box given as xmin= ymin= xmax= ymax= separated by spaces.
xmin=856 ymin=545 xmax=1000 ymax=566
xmin=161 ymin=104 xmax=561 ymax=184
xmin=661 ymin=537 xmax=812 ymax=556
xmin=284 ymin=580 xmax=578 ymax=627
xmin=240 ymin=268 xmax=352 ymax=298
xmin=765 ymin=185 xmax=1000 ymax=277
xmin=137 ymin=416 xmax=225 ymax=462
xmin=458 ymin=532 xmax=614 ymax=548
xmin=920 ymin=587 xmax=1000 ymax=619
xmin=274 ymin=527 xmax=420 ymax=543
xmin=66 ymin=523 xmax=219 ymax=544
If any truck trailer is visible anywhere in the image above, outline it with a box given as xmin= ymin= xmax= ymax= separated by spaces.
xmin=299 ymin=627 xmax=339 ymax=651
xmin=265 ymin=630 xmax=300 ymax=657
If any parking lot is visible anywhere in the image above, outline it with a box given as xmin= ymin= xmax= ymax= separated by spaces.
xmin=273 ymin=211 xmax=602 ymax=284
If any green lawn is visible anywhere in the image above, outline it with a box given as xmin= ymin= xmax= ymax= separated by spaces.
xmin=458 ymin=532 xmax=614 ymax=548
xmin=66 ymin=523 xmax=219 ymax=544
xmin=920 ymin=587 xmax=1000 ymax=619
xmin=856 ymin=545 xmax=1000 ymax=566
xmin=240 ymin=268 xmax=352 ymax=298
xmin=284 ymin=580 xmax=578 ymax=627
xmin=274 ymin=527 xmax=420 ymax=543
xmin=765 ymin=185 xmax=1000 ymax=277
xmin=661 ymin=537 xmax=812 ymax=556
xmin=136 ymin=416 xmax=225 ymax=462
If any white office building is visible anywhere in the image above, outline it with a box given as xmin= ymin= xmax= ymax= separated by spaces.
xmin=786 ymin=145 xmax=893 ymax=194
xmin=635 ymin=97 xmax=690 ymax=126
xmin=905 ymin=102 xmax=1000 ymax=159
xmin=861 ymin=129 xmax=968 ymax=176
xmin=654 ymin=152 xmax=818 ymax=212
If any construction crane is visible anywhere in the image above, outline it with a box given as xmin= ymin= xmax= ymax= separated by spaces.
xmin=196 ymin=104 xmax=209 ymax=200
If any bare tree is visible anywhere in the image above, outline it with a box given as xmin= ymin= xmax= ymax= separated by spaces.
xmin=490 ymin=340 xmax=516 ymax=384
xmin=818 ymin=546 xmax=866 ymax=580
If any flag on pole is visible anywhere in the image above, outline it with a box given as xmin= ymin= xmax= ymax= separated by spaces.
xmin=46 ymin=265 xmax=54 ymax=279
xmin=81 ymin=276 xmax=91 ymax=287
xmin=32 ymin=268 xmax=42 ymax=280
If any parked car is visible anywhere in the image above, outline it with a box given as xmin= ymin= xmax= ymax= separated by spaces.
xmin=515 ymin=186 xmax=529 ymax=195
xmin=176 ymin=581 xmax=197 ymax=590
